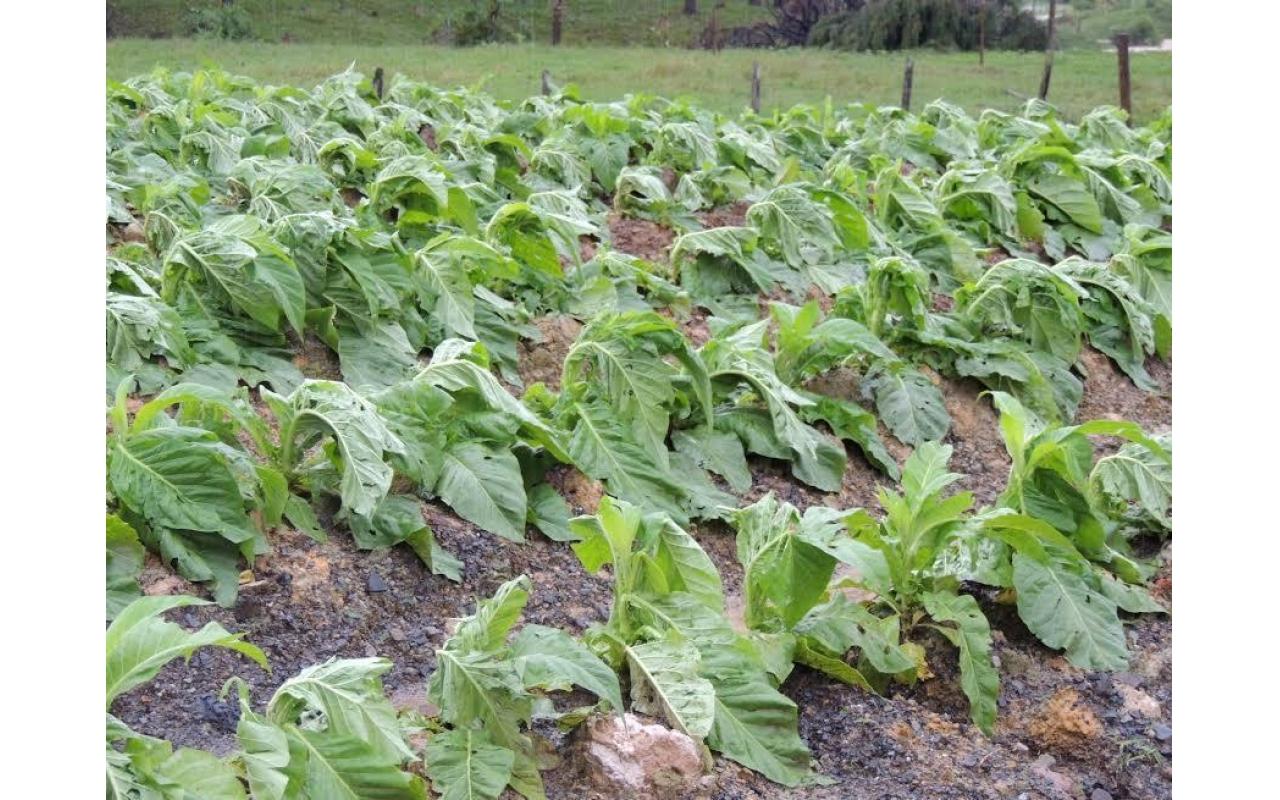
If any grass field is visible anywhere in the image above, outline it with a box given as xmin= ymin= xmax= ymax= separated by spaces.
xmin=107 ymin=40 xmax=1171 ymax=122
xmin=106 ymin=0 xmax=774 ymax=48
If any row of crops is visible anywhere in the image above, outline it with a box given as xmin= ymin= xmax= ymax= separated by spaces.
xmin=105 ymin=68 xmax=1172 ymax=798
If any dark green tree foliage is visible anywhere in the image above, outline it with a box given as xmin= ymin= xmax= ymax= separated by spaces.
xmin=809 ymin=0 xmax=1047 ymax=52
xmin=183 ymin=2 xmax=255 ymax=41
xmin=449 ymin=0 xmax=528 ymax=46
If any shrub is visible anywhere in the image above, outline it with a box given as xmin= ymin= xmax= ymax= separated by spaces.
xmin=809 ymin=0 xmax=1047 ymax=52
xmin=183 ymin=3 xmax=254 ymax=41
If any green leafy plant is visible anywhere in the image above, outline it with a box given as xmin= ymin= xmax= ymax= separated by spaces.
xmin=107 ymin=381 xmax=271 ymax=605
xmin=426 ymin=575 xmax=621 ymax=800
xmin=831 ymin=442 xmax=1001 ymax=732
xmin=571 ymin=497 xmax=824 ymax=787
xmin=230 ymin=657 xmax=428 ymax=799
xmin=991 ymin=390 xmax=1171 ymax=580
xmin=106 ymin=595 xmax=267 ymax=799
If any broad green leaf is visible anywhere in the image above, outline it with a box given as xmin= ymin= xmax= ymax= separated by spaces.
xmin=289 ymin=728 xmax=427 ymax=800
xmin=511 ymin=624 xmax=624 ymax=712
xmin=417 ymin=343 xmax=568 ymax=462
xmin=165 ymin=224 xmax=305 ymax=333
xmin=862 ymin=362 xmax=951 ymax=447
xmin=1026 ymin=173 xmax=1104 ymax=233
xmin=797 ymin=392 xmax=900 ymax=480
xmin=922 ymin=591 xmax=999 ymax=735
xmin=673 ymin=426 xmax=752 ymax=493
xmin=644 ymin=514 xmax=726 ymax=612
xmin=106 ymin=595 xmax=267 ymax=707
xmin=747 ymin=184 xmax=840 ymax=267
xmin=337 ymin=321 xmax=418 ymax=393
xmin=154 ymin=747 xmax=248 ymax=800
xmin=566 ymin=399 xmax=686 ymax=518
xmin=437 ymin=443 xmax=528 ymax=542
xmin=1092 ymin=435 xmax=1172 ymax=530
xmin=625 ymin=638 xmax=716 ymax=740
xmin=706 ymin=663 xmax=816 ymax=787
xmin=285 ymin=494 xmax=327 ymax=542
xmin=236 ymin=708 xmax=296 ymax=800
xmin=273 ymin=380 xmax=404 ymax=518
xmin=793 ymin=639 xmax=873 ymax=691
xmin=268 ymin=658 xmax=415 ymax=763
xmin=426 ymin=729 xmax=514 ymax=800
xmin=108 ymin=427 xmax=257 ymax=542
xmin=1012 ymin=552 xmax=1128 ymax=671
xmin=526 ymin=483 xmax=575 ymax=542
xmin=107 ymin=514 xmax=145 ymax=619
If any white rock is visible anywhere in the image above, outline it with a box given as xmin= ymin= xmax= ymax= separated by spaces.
xmin=581 ymin=712 xmax=704 ymax=798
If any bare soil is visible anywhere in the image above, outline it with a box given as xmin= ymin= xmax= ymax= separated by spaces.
xmin=607 ymin=214 xmax=675 ymax=264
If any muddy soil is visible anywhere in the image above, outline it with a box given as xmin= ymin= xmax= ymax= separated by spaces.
xmin=606 ymin=214 xmax=675 ymax=264
xmin=516 ymin=315 xmax=583 ymax=390
xmin=698 ymin=201 xmax=751 ymax=229
xmin=115 ymin=208 xmax=1174 ymax=800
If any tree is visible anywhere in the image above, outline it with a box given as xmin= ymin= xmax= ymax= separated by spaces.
xmin=685 ymin=0 xmax=699 ymax=15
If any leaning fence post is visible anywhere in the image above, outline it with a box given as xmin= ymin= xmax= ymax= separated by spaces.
xmin=901 ymin=58 xmax=914 ymax=111
xmin=978 ymin=0 xmax=987 ymax=66
xmin=541 ymin=69 xmax=551 ymax=96
xmin=1114 ymin=33 xmax=1133 ymax=124
xmin=1039 ymin=0 xmax=1057 ymax=100
xmin=751 ymin=62 xmax=761 ymax=114
xmin=373 ymin=67 xmax=384 ymax=100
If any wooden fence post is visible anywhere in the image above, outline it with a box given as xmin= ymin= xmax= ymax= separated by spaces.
xmin=1039 ymin=0 xmax=1057 ymax=100
xmin=373 ymin=67 xmax=384 ymax=100
xmin=1114 ymin=33 xmax=1133 ymax=124
xmin=901 ymin=58 xmax=914 ymax=111
xmin=751 ymin=62 xmax=761 ymax=113
xmin=1039 ymin=53 xmax=1054 ymax=100
xmin=551 ymin=0 xmax=563 ymax=46
xmin=979 ymin=0 xmax=986 ymax=67
xmin=541 ymin=69 xmax=551 ymax=96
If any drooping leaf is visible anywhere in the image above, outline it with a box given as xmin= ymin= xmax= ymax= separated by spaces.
xmin=106 ymin=595 xmax=267 ymax=707
xmin=271 ymin=380 xmax=405 ymax=518
xmin=705 ymin=658 xmax=817 ymax=788
xmin=1012 ymin=552 xmax=1128 ymax=671
xmin=625 ymin=638 xmax=716 ymax=740
xmin=437 ymin=443 xmax=528 ymax=542
xmin=922 ymin=591 xmax=998 ymax=735
xmin=511 ymin=625 xmax=624 ymax=712
xmin=107 ymin=514 xmax=145 ymax=619
xmin=862 ymin=361 xmax=951 ymax=447
xmin=267 ymin=657 xmax=416 ymax=763
xmin=425 ymin=729 xmax=514 ymax=800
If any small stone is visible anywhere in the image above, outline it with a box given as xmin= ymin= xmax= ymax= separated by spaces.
xmin=1012 ymin=741 xmax=1030 ymax=754
xmin=1091 ymin=790 xmax=1114 ymax=800
xmin=1114 ymin=672 xmax=1143 ymax=687
xmin=367 ymin=571 xmax=389 ymax=592
xmin=388 ymin=626 xmax=406 ymax=642
xmin=1116 ymin=684 xmax=1162 ymax=719
xmin=1153 ymin=724 xmax=1172 ymax=741
xmin=959 ymin=753 xmax=979 ymax=768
